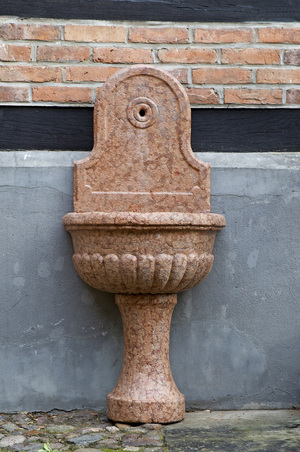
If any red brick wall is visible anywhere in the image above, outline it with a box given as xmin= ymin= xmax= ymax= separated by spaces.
xmin=0 ymin=19 xmax=299 ymax=106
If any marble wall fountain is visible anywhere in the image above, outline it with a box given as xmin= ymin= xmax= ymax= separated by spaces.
xmin=63 ymin=65 xmax=225 ymax=423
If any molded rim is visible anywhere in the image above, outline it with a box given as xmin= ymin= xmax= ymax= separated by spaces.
xmin=63 ymin=212 xmax=226 ymax=228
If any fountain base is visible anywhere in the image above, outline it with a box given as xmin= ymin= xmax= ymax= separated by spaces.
xmin=107 ymin=294 xmax=185 ymax=423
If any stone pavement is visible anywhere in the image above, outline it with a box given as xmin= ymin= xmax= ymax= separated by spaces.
xmin=0 ymin=409 xmax=299 ymax=452
xmin=165 ymin=410 xmax=300 ymax=451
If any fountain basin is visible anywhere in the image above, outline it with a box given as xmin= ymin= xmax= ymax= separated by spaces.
xmin=63 ymin=211 xmax=225 ymax=294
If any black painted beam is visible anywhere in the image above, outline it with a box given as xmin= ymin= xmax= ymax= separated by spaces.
xmin=0 ymin=0 xmax=299 ymax=22
xmin=191 ymin=109 xmax=300 ymax=153
xmin=0 ymin=107 xmax=299 ymax=152
xmin=0 ymin=107 xmax=93 ymax=152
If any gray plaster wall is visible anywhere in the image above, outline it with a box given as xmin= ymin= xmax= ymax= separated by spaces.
xmin=0 ymin=151 xmax=299 ymax=412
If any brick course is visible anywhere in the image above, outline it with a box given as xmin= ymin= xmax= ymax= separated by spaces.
xmin=32 ymin=86 xmax=92 ymax=103
xmin=222 ymin=49 xmax=280 ymax=65
xmin=224 ymin=89 xmax=282 ymax=105
xmin=93 ymin=47 xmax=153 ymax=64
xmin=65 ymin=25 xmax=126 ymax=42
xmin=157 ymin=48 xmax=217 ymax=64
xmin=65 ymin=66 xmax=119 ymax=82
xmin=257 ymin=69 xmax=300 ymax=84
xmin=186 ymin=88 xmax=219 ymax=104
xmin=258 ymin=28 xmax=300 ymax=44
xmin=0 ymin=86 xmax=29 ymax=101
xmin=0 ymin=23 xmax=61 ymax=41
xmin=286 ymin=89 xmax=300 ymax=104
xmin=284 ymin=50 xmax=300 ymax=65
xmin=1 ymin=66 xmax=62 ymax=82
xmin=0 ymin=44 xmax=31 ymax=62
xmin=37 ymin=45 xmax=90 ymax=62
xmin=168 ymin=68 xmax=188 ymax=84
xmin=129 ymin=27 xmax=189 ymax=43
xmin=194 ymin=28 xmax=253 ymax=43
xmin=193 ymin=68 xmax=252 ymax=84
xmin=0 ymin=18 xmax=299 ymax=107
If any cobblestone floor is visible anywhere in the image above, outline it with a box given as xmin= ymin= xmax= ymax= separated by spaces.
xmin=0 ymin=409 xmax=299 ymax=452
xmin=0 ymin=410 xmax=165 ymax=452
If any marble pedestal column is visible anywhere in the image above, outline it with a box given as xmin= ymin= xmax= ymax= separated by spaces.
xmin=107 ymin=293 xmax=185 ymax=424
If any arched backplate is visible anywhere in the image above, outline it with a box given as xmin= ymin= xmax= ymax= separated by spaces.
xmin=74 ymin=65 xmax=210 ymax=213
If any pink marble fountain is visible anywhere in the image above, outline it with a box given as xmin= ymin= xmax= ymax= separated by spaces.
xmin=63 ymin=65 xmax=225 ymax=423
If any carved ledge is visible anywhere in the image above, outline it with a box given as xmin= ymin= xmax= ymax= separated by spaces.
xmin=73 ymin=252 xmax=214 ymax=294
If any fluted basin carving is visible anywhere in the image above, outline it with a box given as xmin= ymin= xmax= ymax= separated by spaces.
xmin=63 ymin=65 xmax=225 ymax=424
